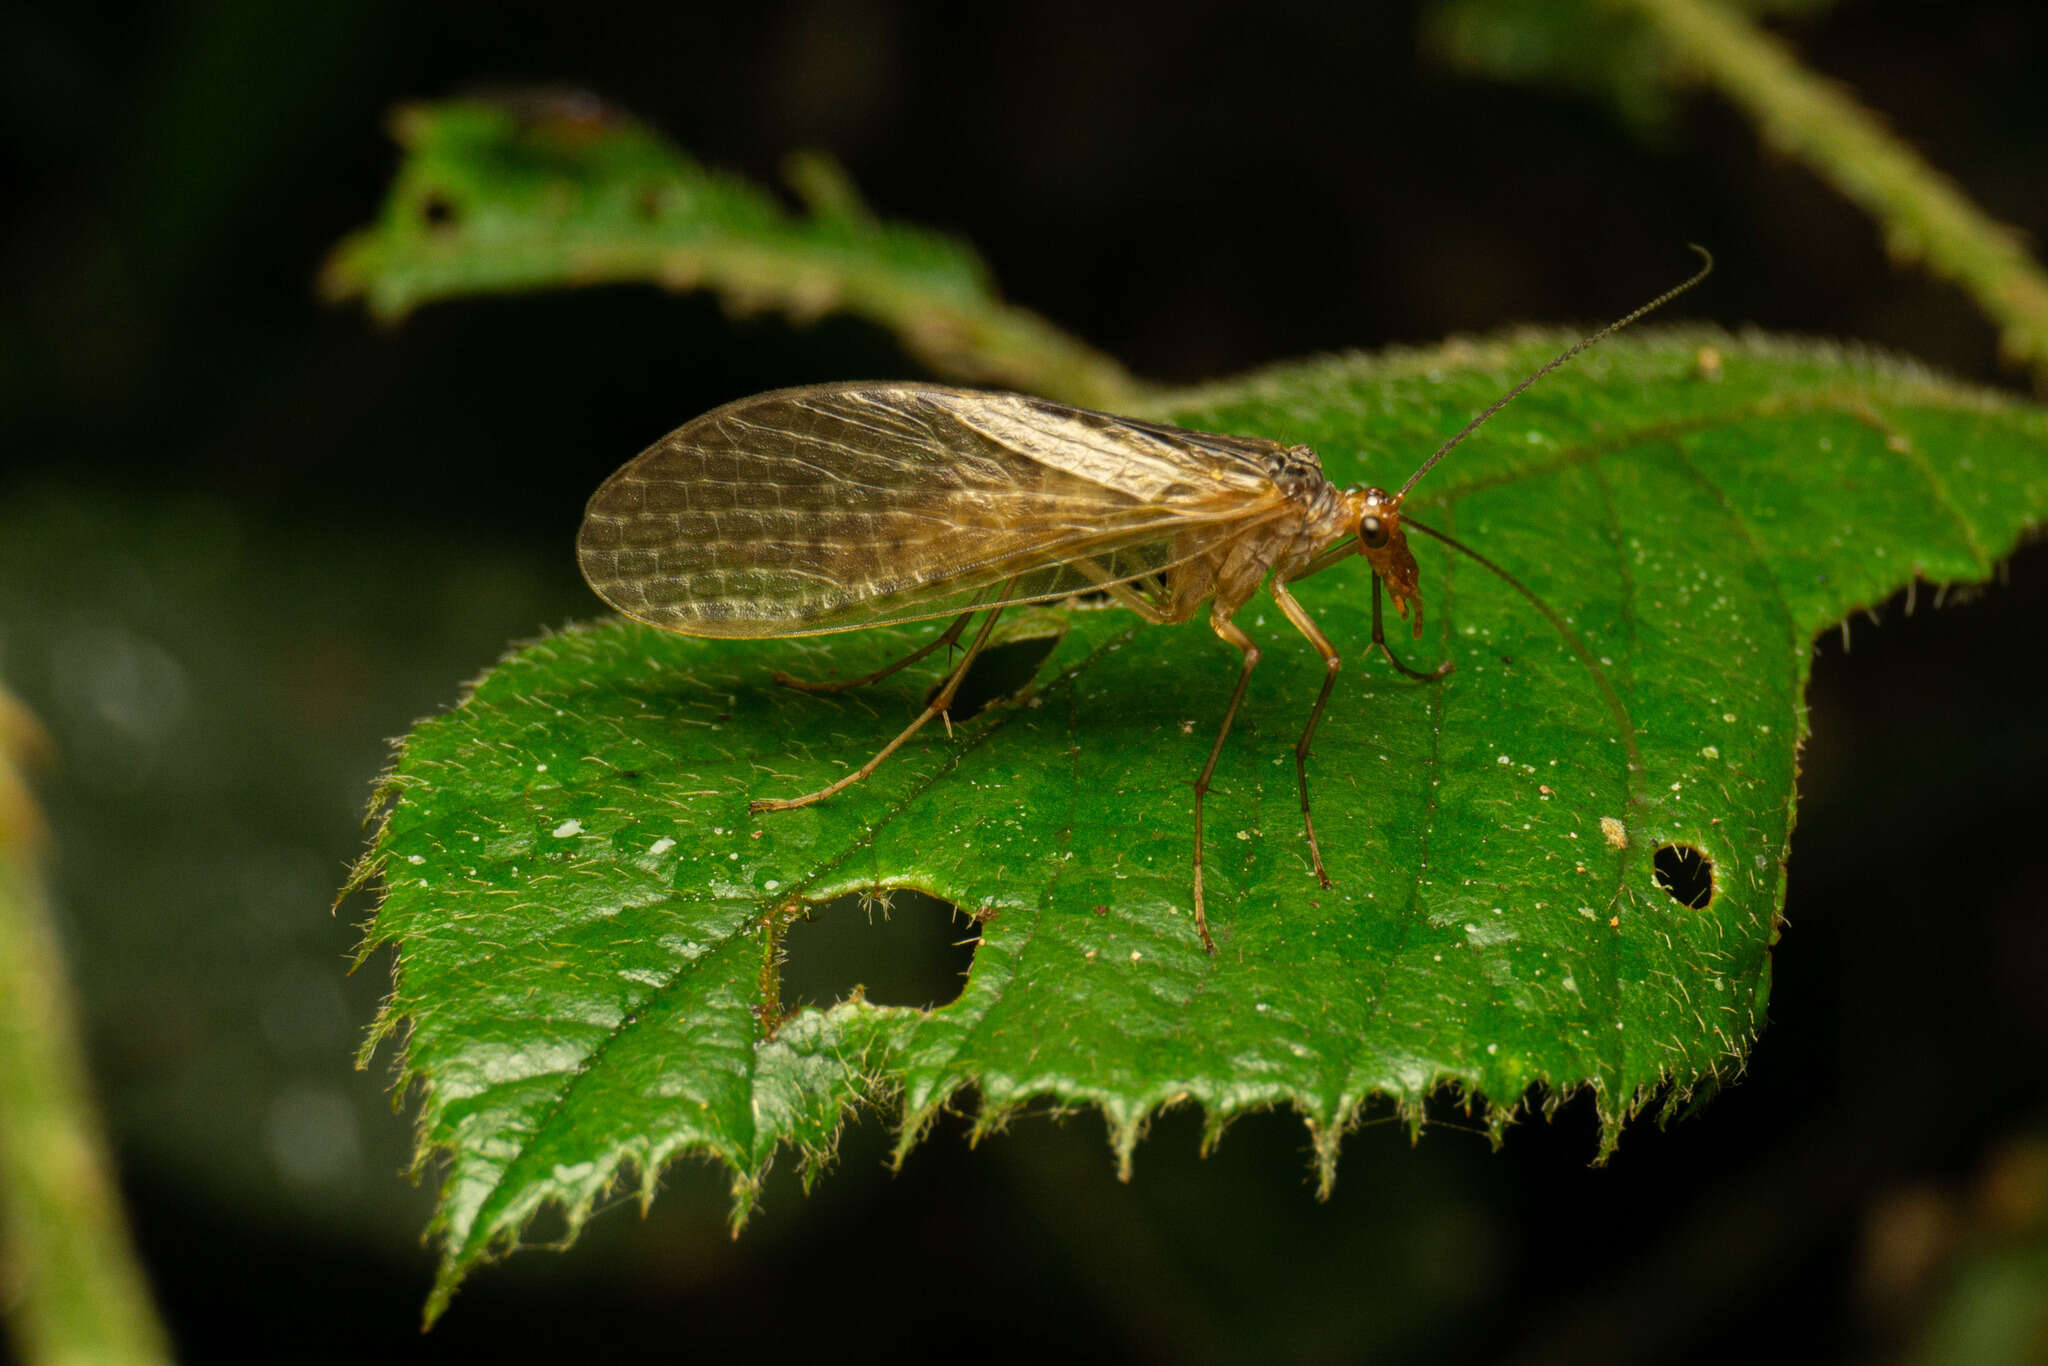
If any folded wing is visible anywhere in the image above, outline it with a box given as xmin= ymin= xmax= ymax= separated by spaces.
xmin=577 ymin=383 xmax=1295 ymax=636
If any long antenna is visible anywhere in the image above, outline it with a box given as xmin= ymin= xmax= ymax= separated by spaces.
xmin=1396 ymin=244 xmax=1714 ymax=501
xmin=1403 ymin=514 xmax=1644 ymax=780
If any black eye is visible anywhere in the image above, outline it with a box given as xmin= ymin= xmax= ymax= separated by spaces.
xmin=1359 ymin=514 xmax=1389 ymax=549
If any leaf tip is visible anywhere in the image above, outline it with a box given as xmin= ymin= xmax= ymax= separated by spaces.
xmin=894 ymin=1095 xmax=948 ymax=1170
xmin=421 ymin=1259 xmax=463 ymax=1331
xmin=1484 ymin=1104 xmax=1513 ymax=1153
xmin=1106 ymin=1104 xmax=1150 ymax=1184
xmin=1304 ymin=1117 xmax=1343 ymax=1200
xmin=726 ymin=1168 xmax=764 ymax=1235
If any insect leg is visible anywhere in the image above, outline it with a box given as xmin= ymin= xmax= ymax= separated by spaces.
xmin=771 ymin=610 xmax=975 ymax=694
xmin=749 ymin=600 xmax=1008 ymax=815
xmin=1066 ymin=556 xmax=1176 ymax=623
xmin=1267 ymin=580 xmax=1338 ymax=890
xmin=1095 ymin=584 xmax=1170 ymax=623
xmin=1191 ymin=612 xmax=1259 ymax=955
xmin=1372 ymin=574 xmax=1454 ymax=683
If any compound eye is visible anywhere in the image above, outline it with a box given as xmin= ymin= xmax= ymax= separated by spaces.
xmin=1359 ymin=514 xmax=1389 ymax=549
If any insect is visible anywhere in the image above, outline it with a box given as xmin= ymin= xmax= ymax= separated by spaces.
xmin=578 ymin=248 xmax=1712 ymax=952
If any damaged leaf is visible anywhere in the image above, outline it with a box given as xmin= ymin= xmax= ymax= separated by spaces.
xmin=349 ymin=330 xmax=2048 ymax=1321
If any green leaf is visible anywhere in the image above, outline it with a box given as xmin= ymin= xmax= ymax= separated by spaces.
xmin=350 ymin=330 xmax=2047 ymax=1321
xmin=320 ymin=95 xmax=1138 ymax=408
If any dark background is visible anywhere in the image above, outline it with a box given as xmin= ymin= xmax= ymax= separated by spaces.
xmin=3 ymin=1 xmax=2044 ymax=1361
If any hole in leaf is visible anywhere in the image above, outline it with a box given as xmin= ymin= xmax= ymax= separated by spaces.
xmin=931 ymin=632 xmax=1059 ymax=722
xmin=419 ymin=189 xmax=458 ymax=229
xmin=779 ymin=888 xmax=978 ymax=1010
xmin=1652 ymin=842 xmax=1714 ymax=909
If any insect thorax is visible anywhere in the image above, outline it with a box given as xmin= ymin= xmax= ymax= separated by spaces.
xmin=1264 ymin=443 xmax=1348 ymax=536
xmin=1261 ymin=443 xmax=1326 ymax=496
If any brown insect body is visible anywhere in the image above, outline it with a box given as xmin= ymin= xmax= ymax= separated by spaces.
xmin=578 ymin=250 xmax=1712 ymax=954
xmin=578 ymin=385 xmax=1408 ymax=639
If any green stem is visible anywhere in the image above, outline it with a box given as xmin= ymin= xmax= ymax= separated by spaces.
xmin=1619 ymin=0 xmax=2048 ymax=390
xmin=0 ymin=694 xmax=173 ymax=1366
xmin=858 ymin=273 xmax=1147 ymax=411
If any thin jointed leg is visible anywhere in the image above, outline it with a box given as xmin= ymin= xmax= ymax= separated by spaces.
xmin=750 ymin=602 xmax=1008 ymax=814
xmin=1268 ymin=580 xmax=1340 ymax=889
xmin=772 ymin=610 xmax=975 ymax=693
xmin=1068 ymin=557 xmax=1175 ymax=624
xmin=1191 ymin=613 xmax=1259 ymax=955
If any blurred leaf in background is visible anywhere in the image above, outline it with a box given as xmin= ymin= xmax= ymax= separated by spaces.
xmin=322 ymin=96 xmax=1139 ymax=407
xmin=1861 ymin=1134 xmax=2048 ymax=1365
xmin=0 ymin=486 xmax=586 ymax=1240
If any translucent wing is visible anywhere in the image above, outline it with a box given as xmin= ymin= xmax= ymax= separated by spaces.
xmin=577 ymin=383 xmax=1301 ymax=636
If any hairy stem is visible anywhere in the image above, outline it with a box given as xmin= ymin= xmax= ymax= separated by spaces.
xmin=1620 ymin=0 xmax=2048 ymax=390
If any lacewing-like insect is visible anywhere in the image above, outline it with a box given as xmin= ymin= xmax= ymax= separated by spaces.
xmin=578 ymin=248 xmax=1711 ymax=952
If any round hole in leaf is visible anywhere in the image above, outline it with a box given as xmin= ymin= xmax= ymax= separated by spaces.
xmin=1652 ymin=842 xmax=1714 ymax=909
xmin=419 ymin=189 xmax=458 ymax=228
xmin=932 ymin=632 xmax=1059 ymax=721
xmin=778 ymin=887 xmax=977 ymax=1010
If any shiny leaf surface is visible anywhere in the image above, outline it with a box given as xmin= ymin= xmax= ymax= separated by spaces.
xmin=352 ymin=331 xmax=2048 ymax=1320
